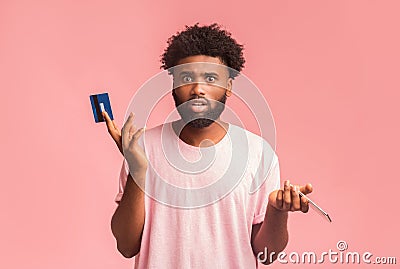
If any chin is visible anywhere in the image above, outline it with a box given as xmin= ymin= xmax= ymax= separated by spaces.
xmin=187 ymin=118 xmax=215 ymax=128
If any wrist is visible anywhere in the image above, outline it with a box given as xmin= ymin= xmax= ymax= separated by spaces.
xmin=267 ymin=203 xmax=289 ymax=218
xmin=131 ymin=169 xmax=146 ymax=177
xmin=129 ymin=169 xmax=147 ymax=187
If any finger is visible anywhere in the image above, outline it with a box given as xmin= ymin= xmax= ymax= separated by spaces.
xmin=300 ymin=196 xmax=309 ymax=213
xmin=132 ymin=127 xmax=145 ymax=143
xmin=127 ymin=127 xmax=146 ymax=152
xmin=102 ymin=110 xmax=109 ymax=120
xmin=121 ymin=112 xmax=135 ymax=148
xmin=300 ymin=183 xmax=313 ymax=195
xmin=129 ymin=127 xmax=145 ymax=147
xmin=103 ymin=111 xmax=114 ymax=131
xmin=103 ymin=111 xmax=120 ymax=131
xmin=129 ymin=124 xmax=137 ymax=139
xmin=112 ymin=120 xmax=120 ymax=133
xmin=283 ymin=180 xmax=291 ymax=211
xmin=275 ymin=189 xmax=283 ymax=210
xmin=103 ymin=111 xmax=121 ymax=139
xmin=122 ymin=112 xmax=135 ymax=132
xmin=290 ymin=185 xmax=301 ymax=211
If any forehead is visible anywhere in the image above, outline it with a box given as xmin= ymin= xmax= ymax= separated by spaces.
xmin=173 ymin=56 xmax=229 ymax=77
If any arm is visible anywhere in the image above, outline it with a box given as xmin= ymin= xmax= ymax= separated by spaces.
xmin=251 ymin=205 xmax=288 ymax=265
xmin=251 ymin=180 xmax=313 ymax=265
xmin=111 ymin=172 xmax=145 ymax=258
xmin=103 ymin=111 xmax=148 ymax=258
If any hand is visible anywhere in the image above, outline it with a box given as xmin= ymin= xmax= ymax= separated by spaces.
xmin=121 ymin=112 xmax=148 ymax=176
xmin=268 ymin=180 xmax=313 ymax=213
xmin=103 ymin=111 xmax=123 ymax=154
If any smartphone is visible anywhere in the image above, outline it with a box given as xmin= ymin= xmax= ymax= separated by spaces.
xmin=298 ymin=191 xmax=332 ymax=222
xmin=90 ymin=92 xmax=114 ymax=123
xmin=291 ymin=184 xmax=332 ymax=222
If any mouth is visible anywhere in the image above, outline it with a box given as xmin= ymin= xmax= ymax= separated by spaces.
xmin=187 ymin=98 xmax=208 ymax=112
xmin=188 ymin=98 xmax=208 ymax=106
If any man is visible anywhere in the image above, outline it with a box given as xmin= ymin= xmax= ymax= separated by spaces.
xmin=104 ymin=23 xmax=313 ymax=268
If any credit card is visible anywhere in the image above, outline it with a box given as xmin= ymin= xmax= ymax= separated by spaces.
xmin=90 ymin=93 xmax=114 ymax=123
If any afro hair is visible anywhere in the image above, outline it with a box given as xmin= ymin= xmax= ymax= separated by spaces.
xmin=160 ymin=23 xmax=245 ymax=78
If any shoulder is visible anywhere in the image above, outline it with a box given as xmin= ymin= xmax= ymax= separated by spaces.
xmin=137 ymin=122 xmax=174 ymax=150
xmin=229 ymin=124 xmax=277 ymax=159
xmin=141 ymin=122 xmax=172 ymax=140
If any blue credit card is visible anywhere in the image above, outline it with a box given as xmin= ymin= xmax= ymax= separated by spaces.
xmin=90 ymin=93 xmax=114 ymax=123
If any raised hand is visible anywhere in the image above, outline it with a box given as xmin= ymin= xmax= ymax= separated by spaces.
xmin=120 ymin=112 xmax=148 ymax=176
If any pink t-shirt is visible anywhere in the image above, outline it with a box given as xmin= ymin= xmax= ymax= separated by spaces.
xmin=115 ymin=122 xmax=280 ymax=268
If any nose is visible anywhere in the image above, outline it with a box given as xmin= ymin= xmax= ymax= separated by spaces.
xmin=190 ymin=82 xmax=206 ymax=96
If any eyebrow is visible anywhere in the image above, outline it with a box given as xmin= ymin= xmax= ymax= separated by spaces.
xmin=178 ymin=71 xmax=220 ymax=78
xmin=178 ymin=71 xmax=194 ymax=76
xmin=204 ymin=72 xmax=219 ymax=78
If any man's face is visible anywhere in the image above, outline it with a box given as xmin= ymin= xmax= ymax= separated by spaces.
xmin=172 ymin=55 xmax=232 ymax=128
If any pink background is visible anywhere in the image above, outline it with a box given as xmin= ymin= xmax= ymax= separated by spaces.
xmin=1 ymin=0 xmax=399 ymax=268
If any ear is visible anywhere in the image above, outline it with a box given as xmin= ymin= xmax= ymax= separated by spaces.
xmin=225 ymin=78 xmax=233 ymax=97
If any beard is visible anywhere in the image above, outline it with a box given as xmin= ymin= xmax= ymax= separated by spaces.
xmin=172 ymin=91 xmax=227 ymax=128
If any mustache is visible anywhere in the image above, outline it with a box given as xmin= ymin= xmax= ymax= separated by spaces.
xmin=187 ymin=96 xmax=209 ymax=105
xmin=172 ymin=90 xmax=227 ymax=107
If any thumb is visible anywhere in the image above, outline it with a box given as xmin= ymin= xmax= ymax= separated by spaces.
xmin=300 ymin=183 xmax=313 ymax=195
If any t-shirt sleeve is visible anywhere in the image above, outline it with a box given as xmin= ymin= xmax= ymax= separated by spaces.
xmin=114 ymin=159 xmax=129 ymax=203
xmin=252 ymin=151 xmax=281 ymax=225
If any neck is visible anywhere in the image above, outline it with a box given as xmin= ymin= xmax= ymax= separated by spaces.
xmin=172 ymin=119 xmax=229 ymax=147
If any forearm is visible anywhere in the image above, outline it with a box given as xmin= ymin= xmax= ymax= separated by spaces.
xmin=252 ymin=204 xmax=289 ymax=264
xmin=111 ymin=172 xmax=145 ymax=258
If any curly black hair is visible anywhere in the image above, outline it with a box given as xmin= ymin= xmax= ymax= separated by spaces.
xmin=160 ymin=23 xmax=245 ymax=78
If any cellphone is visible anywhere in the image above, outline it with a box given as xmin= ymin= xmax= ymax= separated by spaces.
xmin=298 ymin=191 xmax=332 ymax=222
xmin=291 ymin=184 xmax=332 ymax=223
xmin=90 ymin=93 xmax=114 ymax=123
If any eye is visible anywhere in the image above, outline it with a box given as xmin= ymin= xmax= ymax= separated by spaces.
xmin=205 ymin=76 xmax=216 ymax=83
xmin=182 ymin=76 xmax=193 ymax=83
